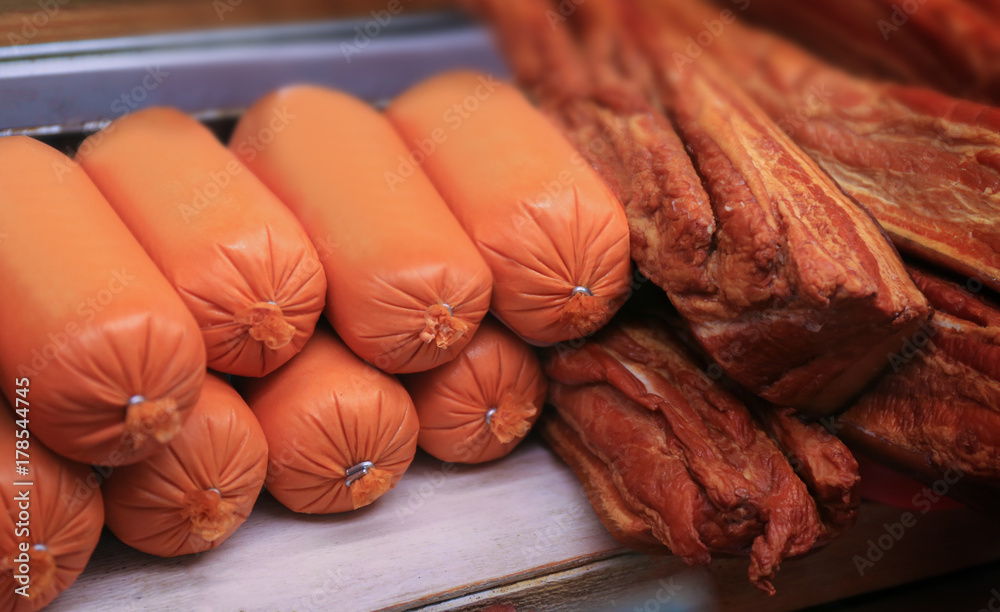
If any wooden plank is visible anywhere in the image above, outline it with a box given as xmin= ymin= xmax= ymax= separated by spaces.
xmin=0 ymin=0 xmax=453 ymax=46
xmin=47 ymin=438 xmax=623 ymax=612
xmin=419 ymin=503 xmax=1000 ymax=611
xmin=46 ymin=437 xmax=1000 ymax=611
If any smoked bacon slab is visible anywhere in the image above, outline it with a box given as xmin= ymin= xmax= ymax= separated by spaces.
xmin=471 ymin=0 xmax=930 ymax=412
xmin=842 ymin=267 xmax=1000 ymax=513
xmin=738 ymin=0 xmax=1000 ymax=105
xmin=543 ymin=319 xmax=861 ymax=593
xmin=654 ymin=0 xmax=1000 ymax=295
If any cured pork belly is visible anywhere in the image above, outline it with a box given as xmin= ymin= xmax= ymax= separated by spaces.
xmin=543 ymin=319 xmax=860 ymax=593
xmin=470 ymin=0 xmax=930 ymax=413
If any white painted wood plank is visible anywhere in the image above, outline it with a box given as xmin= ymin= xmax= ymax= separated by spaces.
xmin=417 ymin=505 xmax=1000 ymax=612
xmin=47 ymin=437 xmax=622 ymax=612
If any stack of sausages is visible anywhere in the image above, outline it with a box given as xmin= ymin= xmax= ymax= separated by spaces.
xmin=0 ymin=71 xmax=632 ymax=607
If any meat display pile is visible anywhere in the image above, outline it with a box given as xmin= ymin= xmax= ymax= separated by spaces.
xmin=2 ymin=0 xmax=999 ymax=605
xmin=472 ymin=0 xmax=932 ymax=412
xmin=467 ymin=0 xmax=1000 ymax=593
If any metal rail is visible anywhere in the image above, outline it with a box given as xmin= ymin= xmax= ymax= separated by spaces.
xmin=0 ymin=11 xmax=507 ymax=135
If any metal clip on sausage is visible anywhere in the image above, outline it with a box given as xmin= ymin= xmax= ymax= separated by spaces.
xmin=345 ymin=461 xmax=375 ymax=487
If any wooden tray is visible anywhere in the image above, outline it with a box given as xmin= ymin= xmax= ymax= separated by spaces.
xmin=48 ymin=438 xmax=1000 ymax=611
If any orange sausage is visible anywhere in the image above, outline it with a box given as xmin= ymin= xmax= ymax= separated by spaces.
xmin=101 ymin=373 xmax=267 ymax=557
xmin=239 ymin=326 xmax=419 ymax=514
xmin=76 ymin=107 xmax=327 ymax=377
xmin=230 ymin=86 xmax=493 ymax=373
xmin=386 ymin=71 xmax=632 ymax=345
xmin=0 ymin=137 xmax=205 ymax=466
xmin=0 ymin=396 xmax=104 ymax=611
xmin=404 ymin=317 xmax=546 ymax=464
